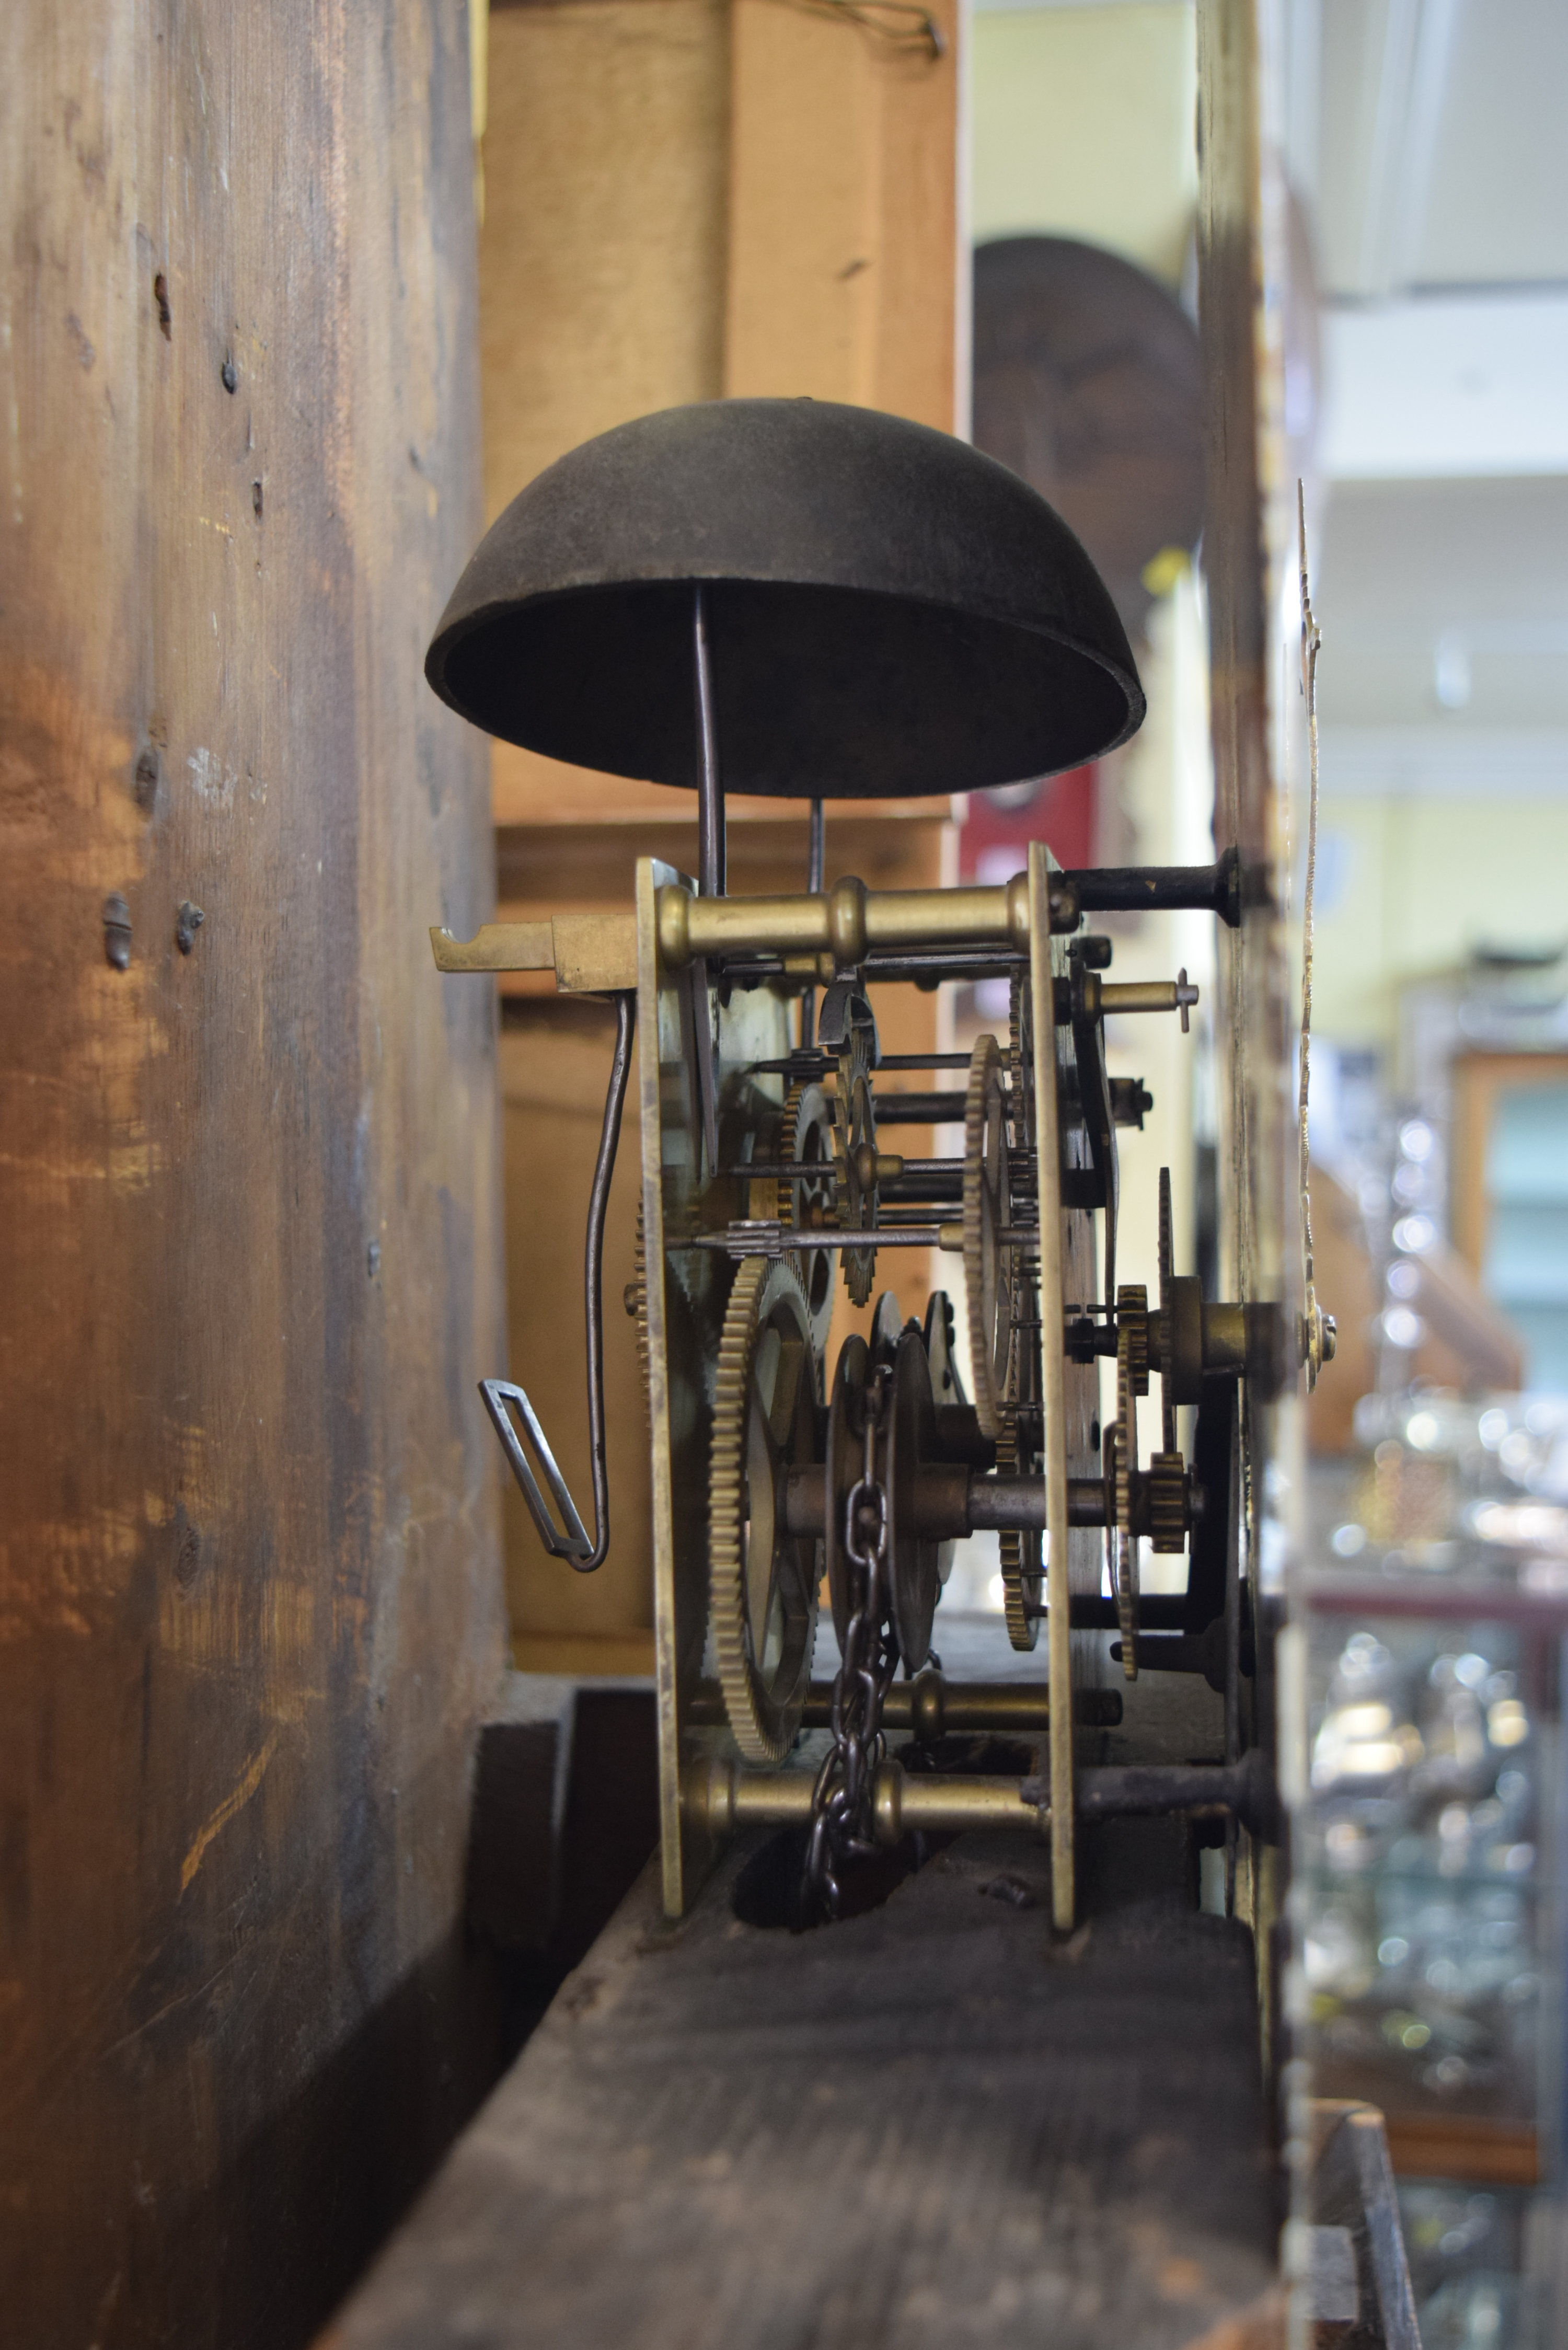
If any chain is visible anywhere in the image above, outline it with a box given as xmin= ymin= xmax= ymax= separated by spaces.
xmin=803 ymin=1365 xmax=900 ymax=1917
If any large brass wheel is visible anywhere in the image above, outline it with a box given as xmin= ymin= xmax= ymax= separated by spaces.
xmin=963 ymin=1034 xmax=1015 ymax=1438
xmin=709 ymin=1258 xmax=821 ymax=1762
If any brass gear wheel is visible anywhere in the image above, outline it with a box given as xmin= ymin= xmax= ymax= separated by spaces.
xmin=963 ymin=1034 xmax=1015 ymax=1439
xmin=997 ymin=1410 xmax=1041 ymax=1653
xmin=777 ymin=1079 xmax=837 ymax=1353
xmin=1007 ymin=970 xmax=1035 ymax=1155
xmin=1148 ymin=1168 xmax=1189 ymax=1556
xmin=1112 ymin=1314 xmax=1140 ymax=1682
xmin=834 ymin=1072 xmax=879 ymax=1307
xmin=1147 ymin=1449 xmax=1188 ymax=1554
xmin=1157 ymin=1165 xmax=1178 ymax=1453
xmin=625 ymin=1195 xmax=651 ymax=1424
xmin=1116 ymin=1283 xmax=1150 ymax=1396
xmin=708 ymin=1257 xmax=821 ymax=1762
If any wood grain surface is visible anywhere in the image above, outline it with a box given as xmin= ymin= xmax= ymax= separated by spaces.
xmin=322 ymin=1815 xmax=1276 ymax=2350
xmin=0 ymin=6 xmax=507 ymax=2344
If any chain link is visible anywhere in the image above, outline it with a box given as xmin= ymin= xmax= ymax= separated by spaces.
xmin=803 ymin=1365 xmax=900 ymax=1917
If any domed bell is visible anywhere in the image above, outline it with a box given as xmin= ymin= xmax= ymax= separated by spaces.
xmin=424 ymin=397 xmax=1144 ymax=800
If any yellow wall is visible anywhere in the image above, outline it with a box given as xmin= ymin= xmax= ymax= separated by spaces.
xmin=970 ymin=2 xmax=1198 ymax=283
xmin=1311 ymin=796 xmax=1568 ymax=1049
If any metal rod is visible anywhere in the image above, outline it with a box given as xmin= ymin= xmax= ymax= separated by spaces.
xmin=711 ymin=1159 xmax=1032 ymax=1187
xmin=1099 ymin=980 xmax=1200 ymax=1017
xmin=574 ymin=990 xmax=636 ymax=1570
xmin=693 ymin=583 xmax=724 ymax=900
xmin=1043 ymin=1756 xmax=1277 ymax=1840
xmin=870 ymin=1092 xmax=969 ymax=1123
xmin=1063 ymin=848 xmax=1240 ymax=928
xmin=691 ymin=1225 xmax=949 ymax=1254
xmin=799 ymin=799 xmax=825 ymax=1049
xmin=782 ymin=1469 xmax=1114 ymax=1538
xmin=721 ymin=950 xmax=1027 ymax=987
xmin=690 ymin=1218 xmax=1042 ymax=1255
xmin=747 ymin=1053 xmax=974 ymax=1075
xmin=688 ymin=1675 xmax=1087 ymax=1736
xmin=808 ymin=796 xmax=825 ymax=893
xmin=684 ymin=1757 xmax=1048 ymax=1842
xmin=685 ymin=1752 xmax=1275 ymax=1841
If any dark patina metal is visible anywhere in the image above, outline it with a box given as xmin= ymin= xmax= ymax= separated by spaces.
xmin=425 ymin=398 xmax=1144 ymax=797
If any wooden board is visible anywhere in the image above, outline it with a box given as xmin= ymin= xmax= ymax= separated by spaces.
xmin=725 ymin=0 xmax=960 ymax=427
xmin=480 ymin=0 xmax=730 ymax=523
xmin=324 ymin=1806 xmax=1277 ymax=2349
xmin=1195 ymin=0 xmax=1293 ymax=1975
xmin=0 ymin=7 xmax=506 ymax=2344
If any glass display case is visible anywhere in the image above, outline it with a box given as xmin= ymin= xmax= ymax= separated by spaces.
xmin=1295 ymin=1391 xmax=1568 ymax=2344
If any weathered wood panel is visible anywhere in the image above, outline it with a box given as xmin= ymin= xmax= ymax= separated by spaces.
xmin=1195 ymin=0 xmax=1293 ymax=1968
xmin=0 ymin=6 xmax=506 ymax=2344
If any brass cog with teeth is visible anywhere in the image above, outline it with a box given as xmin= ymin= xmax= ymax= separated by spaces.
xmin=1007 ymin=969 xmax=1034 ymax=1155
xmin=1147 ymin=1450 xmax=1189 ymax=1553
xmin=1111 ymin=1310 xmax=1141 ymax=1683
xmin=963 ymin=1034 xmax=1015 ymax=1439
xmin=998 ymin=1406 xmax=1042 ymax=1653
xmin=625 ymin=1196 xmax=651 ymax=1423
xmin=834 ymin=1072 xmax=880 ymax=1307
xmin=708 ymin=1257 xmax=821 ymax=1763
xmin=775 ymin=1080 xmax=837 ymax=1353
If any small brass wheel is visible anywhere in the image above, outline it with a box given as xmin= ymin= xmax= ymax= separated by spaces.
xmin=625 ymin=1194 xmax=651 ymax=1423
xmin=963 ymin=1034 xmax=1014 ymax=1438
xmin=997 ymin=1407 xmax=1042 ymax=1654
xmin=835 ymin=1072 xmax=880 ymax=1307
xmin=778 ymin=1080 xmax=838 ymax=1355
xmin=1111 ymin=1311 xmax=1142 ymax=1683
xmin=1008 ymin=969 xmax=1035 ymax=1155
xmin=1147 ymin=1169 xmax=1190 ymax=1555
xmin=709 ymin=1258 xmax=821 ymax=1763
xmin=1156 ymin=1166 xmax=1178 ymax=1453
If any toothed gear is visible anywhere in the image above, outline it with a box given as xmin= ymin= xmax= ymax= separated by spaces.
xmin=1116 ymin=1283 xmax=1150 ymax=1396
xmin=1147 ymin=1449 xmax=1189 ymax=1554
xmin=997 ymin=1410 xmax=1041 ymax=1653
xmin=833 ymin=1072 xmax=880 ymax=1306
xmin=778 ymin=1080 xmax=837 ymax=1353
xmin=708 ymin=1257 xmax=821 ymax=1762
xmin=1112 ymin=1316 xmax=1140 ymax=1682
xmin=963 ymin=1034 xmax=1015 ymax=1439
xmin=1156 ymin=1166 xmax=1177 ymax=1452
xmin=626 ymin=1195 xmax=651 ymax=1424
xmin=1008 ymin=970 xmax=1035 ymax=1155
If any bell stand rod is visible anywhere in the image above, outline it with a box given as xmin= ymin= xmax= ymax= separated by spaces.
xmin=694 ymin=582 xmax=724 ymax=899
xmin=800 ymin=796 xmax=825 ymax=1050
xmin=691 ymin=583 xmax=722 ymax=1166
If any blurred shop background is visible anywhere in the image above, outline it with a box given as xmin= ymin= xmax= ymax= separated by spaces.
xmin=946 ymin=6 xmax=1568 ymax=2343
xmin=1264 ymin=9 xmax=1568 ymax=2346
